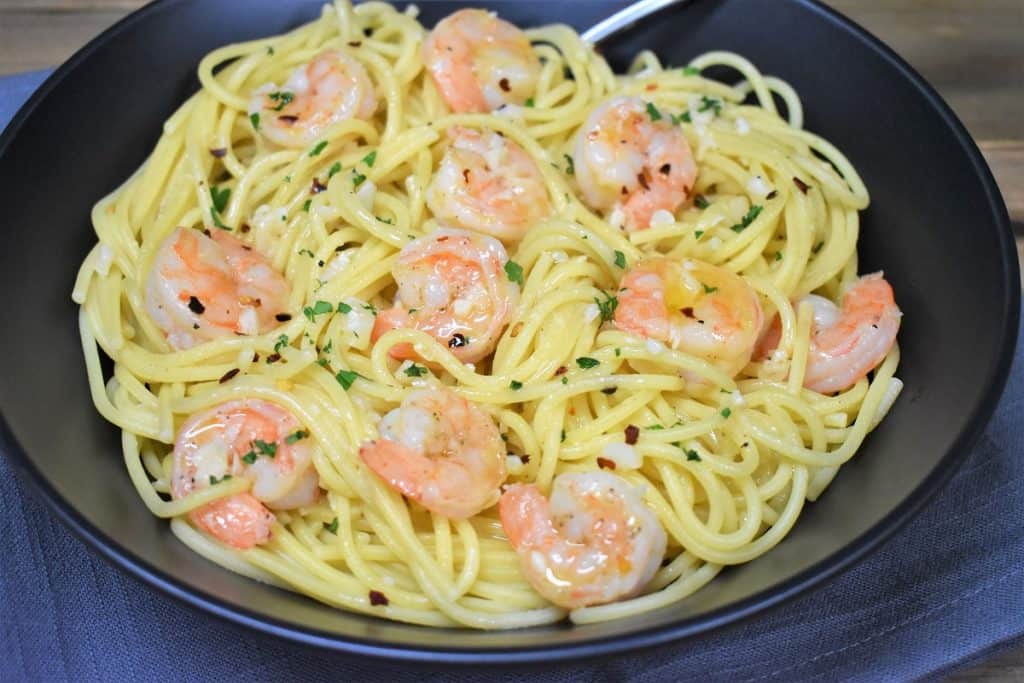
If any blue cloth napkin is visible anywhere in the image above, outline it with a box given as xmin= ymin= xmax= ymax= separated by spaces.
xmin=2 ymin=68 xmax=1023 ymax=682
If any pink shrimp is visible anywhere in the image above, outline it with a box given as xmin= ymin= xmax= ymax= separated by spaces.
xmin=170 ymin=399 xmax=320 ymax=549
xmin=574 ymin=96 xmax=697 ymax=231
xmin=499 ymin=471 xmax=667 ymax=609
xmin=425 ymin=126 xmax=550 ymax=242
xmin=422 ymin=9 xmax=540 ymax=113
xmin=359 ymin=387 xmax=507 ymax=519
xmin=248 ymin=50 xmax=377 ymax=148
xmin=145 ymin=227 xmax=291 ymax=350
xmin=372 ymin=228 xmax=519 ymax=364
xmin=614 ymin=258 xmax=763 ymax=377
xmin=758 ymin=273 xmax=901 ymax=393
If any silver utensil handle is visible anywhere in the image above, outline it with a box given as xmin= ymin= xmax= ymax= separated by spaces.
xmin=580 ymin=0 xmax=689 ymax=44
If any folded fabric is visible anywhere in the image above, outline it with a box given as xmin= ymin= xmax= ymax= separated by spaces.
xmin=2 ymin=68 xmax=1022 ymax=682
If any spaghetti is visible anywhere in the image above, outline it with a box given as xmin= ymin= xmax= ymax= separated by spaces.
xmin=72 ymin=1 xmax=902 ymax=629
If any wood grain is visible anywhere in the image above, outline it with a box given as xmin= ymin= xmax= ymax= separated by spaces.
xmin=0 ymin=1 xmax=1021 ymax=677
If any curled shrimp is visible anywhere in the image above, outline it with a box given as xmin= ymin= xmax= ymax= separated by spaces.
xmin=422 ymin=9 xmax=540 ymax=113
xmin=574 ymin=96 xmax=697 ymax=231
xmin=145 ymin=227 xmax=291 ymax=350
xmin=359 ymin=386 xmax=507 ymax=519
xmin=372 ymin=228 xmax=519 ymax=364
xmin=757 ymin=273 xmax=901 ymax=393
xmin=171 ymin=399 xmax=320 ymax=549
xmin=249 ymin=50 xmax=377 ymax=148
xmin=615 ymin=258 xmax=764 ymax=377
xmin=499 ymin=471 xmax=667 ymax=609
xmin=425 ymin=126 xmax=550 ymax=242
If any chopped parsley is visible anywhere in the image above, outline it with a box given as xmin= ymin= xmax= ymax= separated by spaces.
xmin=504 ymin=260 xmax=524 ymax=286
xmin=813 ymin=241 xmax=825 ymax=254
xmin=729 ymin=205 xmax=763 ymax=233
xmin=509 ymin=380 xmax=523 ymax=390
xmin=694 ymin=230 xmax=705 ymax=239
xmin=302 ymin=199 xmax=312 ymax=212
xmin=303 ymin=300 xmax=334 ymax=322
xmin=285 ymin=430 xmax=309 ymax=444
xmin=335 ymin=370 xmax=359 ymax=390
xmin=268 ymin=91 xmax=294 ymax=111
xmin=298 ymin=249 xmax=315 ymax=258
xmin=266 ymin=46 xmax=275 ymax=55
xmin=362 ymin=150 xmax=377 ymax=167
xmin=775 ymin=251 xmax=783 ymax=261
xmin=241 ymin=451 xmax=258 ymax=464
xmin=694 ymin=194 xmax=710 ymax=210
xmin=404 ymin=363 xmax=428 ymax=377
xmin=328 ymin=161 xmax=342 ymax=179
xmin=337 ymin=302 xmax=353 ymax=314
xmin=274 ymin=334 xmax=289 ymax=353
xmin=561 ymin=376 xmax=568 ymax=385
xmin=209 ymin=474 xmax=232 ymax=485
xmin=563 ymin=154 xmax=575 ymax=175
xmin=525 ymin=97 xmax=535 ymax=107
xmin=250 ymin=112 xmax=260 ymax=130
xmin=362 ymin=302 xmax=377 ymax=316
xmin=720 ymin=407 xmax=732 ymax=418
xmin=309 ymin=140 xmax=328 ymax=157
xmin=686 ymin=449 xmax=701 ymax=462
xmin=352 ymin=171 xmax=367 ymax=188
xmin=682 ymin=66 xmax=701 ymax=76
xmin=647 ymin=424 xmax=664 ymax=430
xmin=560 ymin=429 xmax=566 ymax=443
xmin=254 ymin=439 xmax=277 ymax=457
xmin=645 ymin=101 xmax=662 ymax=121
xmin=594 ymin=291 xmax=618 ymax=323
xmin=672 ymin=111 xmax=692 ymax=124
xmin=614 ymin=348 xmax=621 ymax=357
xmin=613 ymin=250 xmax=626 ymax=268
xmin=209 ymin=185 xmax=231 ymax=229
xmin=576 ymin=357 xmax=600 ymax=370
xmin=698 ymin=95 xmax=722 ymax=117
xmin=324 ymin=517 xmax=339 ymax=534
xmin=702 ymin=283 xmax=718 ymax=294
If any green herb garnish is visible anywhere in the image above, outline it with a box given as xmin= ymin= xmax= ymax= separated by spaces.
xmin=576 ymin=357 xmax=600 ymax=370
xmin=504 ymin=260 xmax=524 ymax=286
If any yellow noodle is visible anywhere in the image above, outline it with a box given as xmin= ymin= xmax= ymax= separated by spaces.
xmin=73 ymin=1 xmax=900 ymax=630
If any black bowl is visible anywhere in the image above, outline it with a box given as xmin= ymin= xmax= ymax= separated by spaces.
xmin=0 ymin=0 xmax=1017 ymax=664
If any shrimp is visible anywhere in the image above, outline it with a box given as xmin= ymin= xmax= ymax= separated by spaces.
xmin=372 ymin=228 xmax=519 ymax=364
xmin=170 ymin=399 xmax=320 ymax=549
xmin=425 ymin=126 xmax=550 ymax=242
xmin=422 ymin=9 xmax=540 ymax=113
xmin=359 ymin=387 xmax=507 ymax=519
xmin=614 ymin=258 xmax=764 ymax=377
xmin=499 ymin=471 xmax=667 ymax=609
xmin=758 ymin=273 xmax=901 ymax=393
xmin=145 ymin=227 xmax=291 ymax=350
xmin=249 ymin=50 xmax=377 ymax=148
xmin=574 ymin=96 xmax=697 ymax=231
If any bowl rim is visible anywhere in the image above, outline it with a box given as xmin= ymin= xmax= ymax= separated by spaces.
xmin=0 ymin=0 xmax=1019 ymax=665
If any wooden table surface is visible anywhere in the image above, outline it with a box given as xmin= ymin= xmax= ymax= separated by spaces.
xmin=0 ymin=0 xmax=1021 ymax=678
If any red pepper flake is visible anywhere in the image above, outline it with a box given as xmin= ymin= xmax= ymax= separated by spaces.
xmin=659 ymin=163 xmax=671 ymax=175
xmin=187 ymin=296 xmax=205 ymax=314
xmin=275 ymin=313 xmax=292 ymax=322
xmin=369 ymin=590 xmax=389 ymax=606
xmin=637 ymin=172 xmax=650 ymax=191
xmin=348 ymin=41 xmax=362 ymax=47
xmin=645 ymin=83 xmax=657 ymax=91
xmin=278 ymin=115 xmax=299 ymax=124
xmin=519 ymin=454 xmax=531 ymax=464
xmin=252 ymin=352 xmax=260 ymax=363
xmin=624 ymin=424 xmax=639 ymax=445
xmin=793 ymin=177 xmax=811 ymax=194
xmin=601 ymin=386 xmax=617 ymax=395
xmin=437 ymin=235 xmax=449 ymax=242
xmin=555 ymin=366 xmax=568 ymax=376
xmin=240 ymin=223 xmax=251 ymax=233
xmin=597 ymin=457 xmax=616 ymax=470
xmin=218 ymin=368 xmax=240 ymax=384
xmin=498 ymin=77 xmax=510 ymax=92
xmin=448 ymin=333 xmax=467 ymax=348
xmin=311 ymin=178 xmax=327 ymax=194
xmin=621 ymin=185 xmax=629 ymax=196
xmin=681 ymin=306 xmax=694 ymax=318
xmin=266 ymin=353 xmax=282 ymax=364
xmin=209 ymin=148 xmax=227 ymax=158
xmin=766 ymin=190 xmax=778 ymax=200
xmin=462 ymin=168 xmax=471 ymax=184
